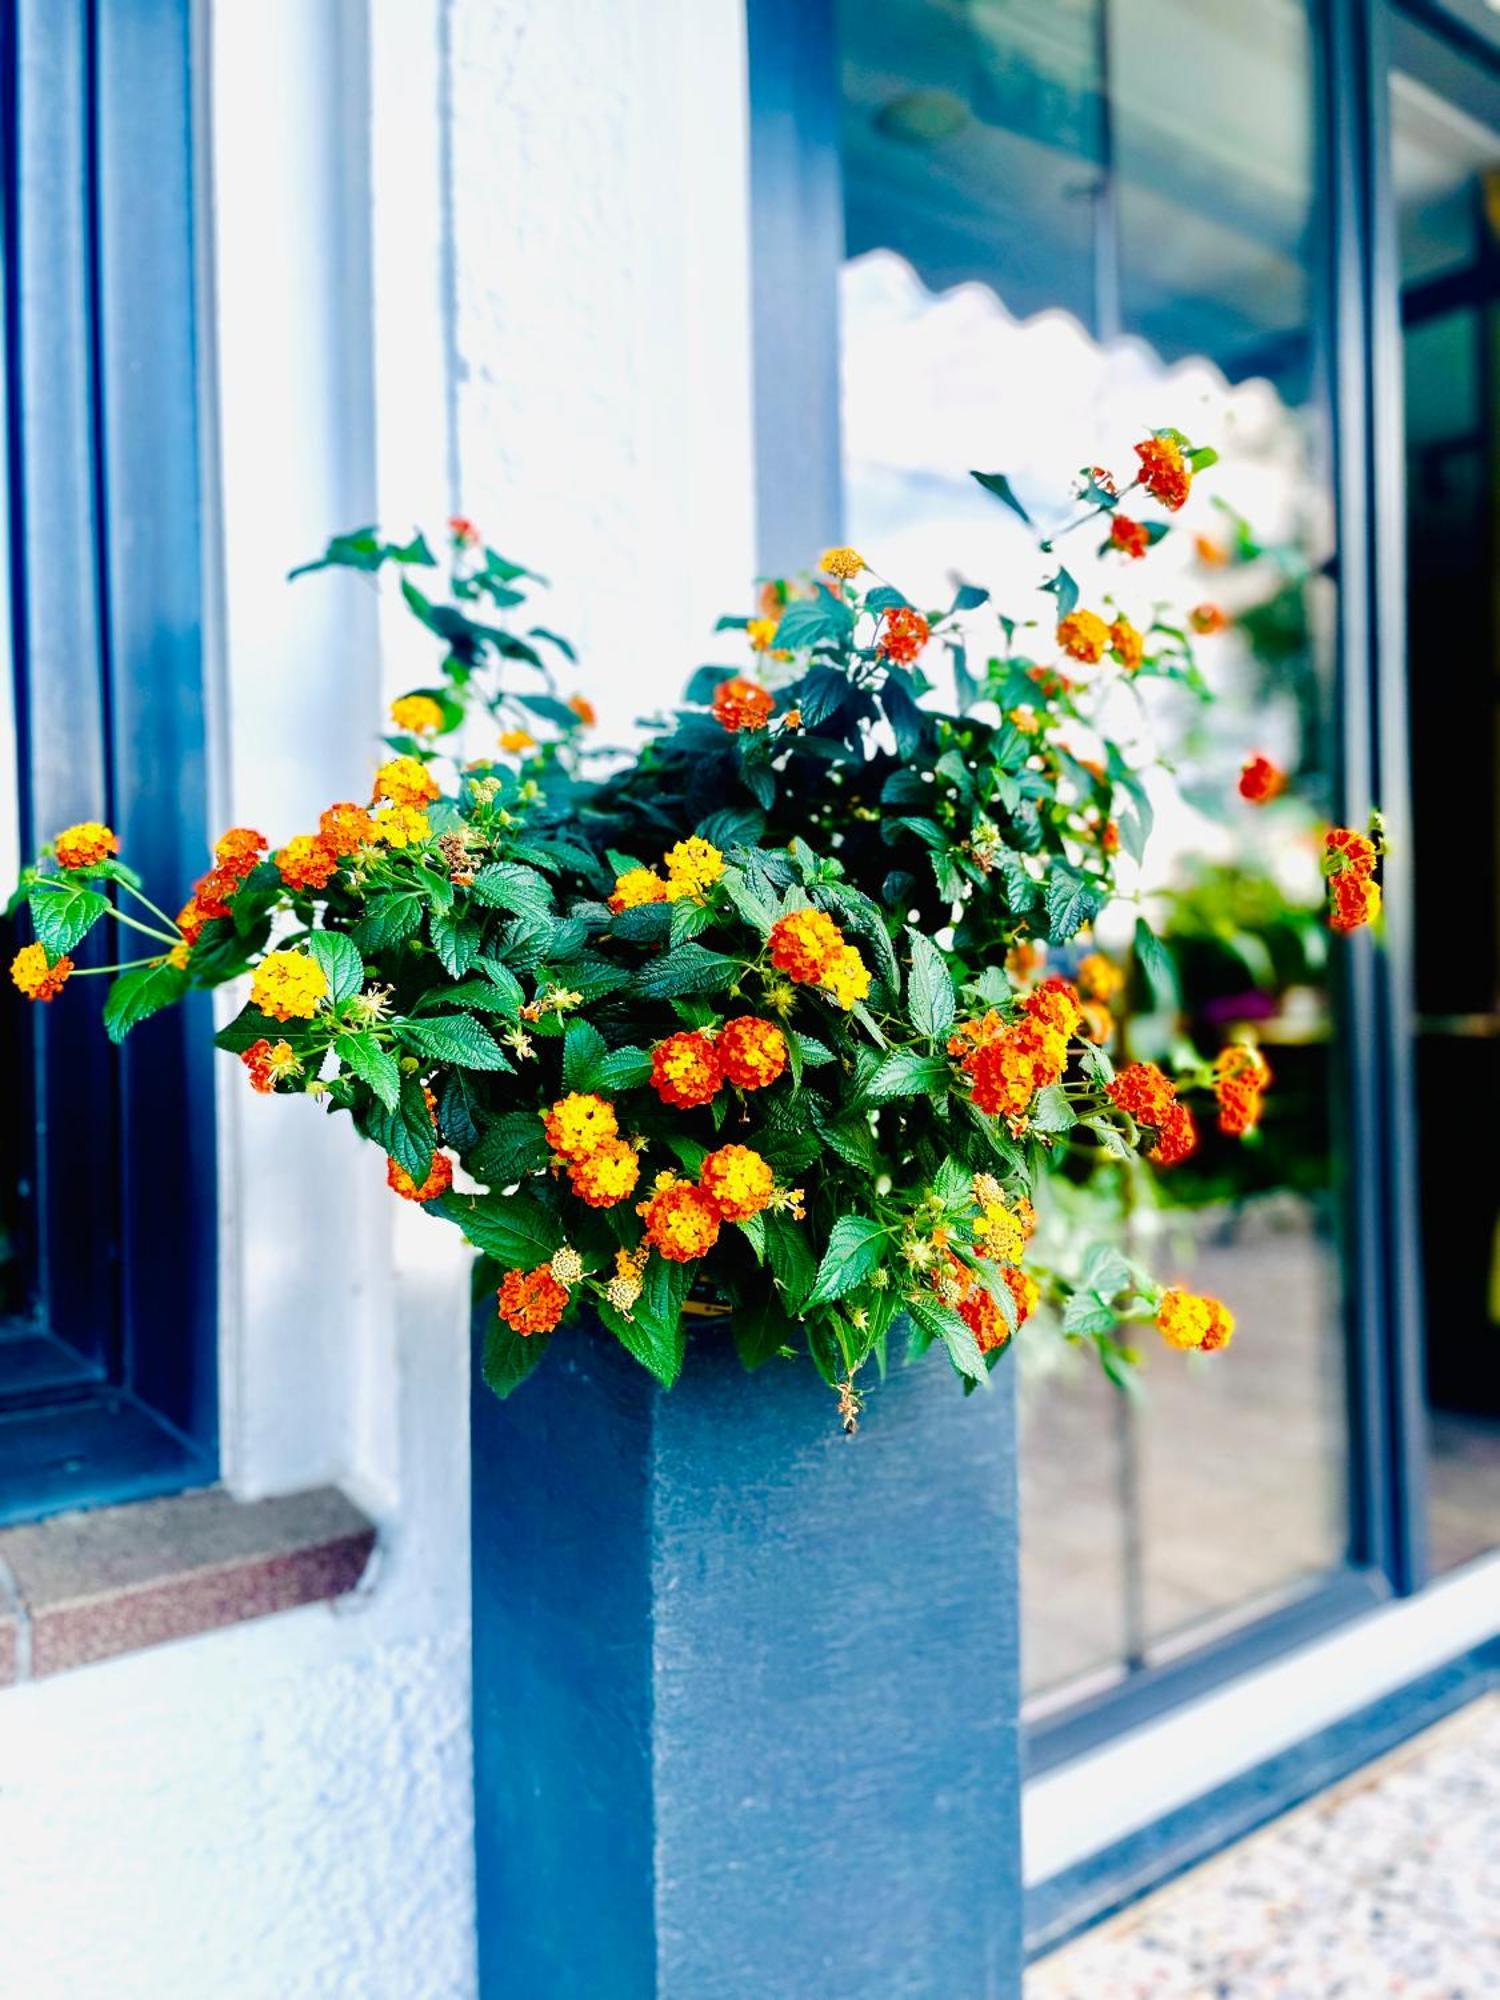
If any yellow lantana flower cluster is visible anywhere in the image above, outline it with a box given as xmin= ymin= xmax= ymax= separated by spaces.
xmin=249 ymin=950 xmax=329 ymax=1022
xmin=607 ymin=838 xmax=726 ymax=913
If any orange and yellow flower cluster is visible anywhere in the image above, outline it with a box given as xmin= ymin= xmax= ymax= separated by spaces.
xmin=712 ymin=676 xmax=775 ymax=733
xmin=1238 ymin=754 xmax=1286 ymax=804
xmin=876 ymin=605 xmax=930 ymax=666
xmin=1324 ymin=826 xmax=1381 ymax=932
xmin=178 ymin=826 xmax=267 ymax=942
xmin=649 ymin=1014 xmax=789 ymax=1110
xmin=10 ymin=941 xmax=72 ymax=1002
xmin=637 ymin=1144 xmax=784 ymax=1262
xmin=540 ymin=1092 xmax=642 ymax=1209
xmin=249 ymin=949 xmax=329 ymax=1023
xmin=1155 ymin=1286 xmax=1234 ymax=1352
xmin=1214 ymin=1044 xmax=1271 ymax=1138
xmin=767 ymin=908 xmax=870 ymax=1011
xmin=607 ymin=838 xmax=726 ymax=912
xmin=949 ymin=978 xmax=1083 ymax=1127
xmin=1134 ymin=434 xmax=1192 ymax=511
xmin=53 ymin=821 xmax=119 ymax=871
xmin=1105 ymin=1060 xmax=1197 ymax=1167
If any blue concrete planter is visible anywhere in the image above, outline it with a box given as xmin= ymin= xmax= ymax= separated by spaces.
xmin=472 ymin=1312 xmax=1023 ymax=1999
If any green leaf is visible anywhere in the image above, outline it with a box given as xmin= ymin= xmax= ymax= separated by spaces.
xmin=771 ymin=582 xmax=854 ymax=651
xmin=307 ymin=930 xmax=365 ymax=1006
xmin=1043 ymin=566 xmax=1080 ymax=623
xmin=426 ymin=975 xmax=523 ymax=1019
xmin=437 ymin=1189 xmax=555 ymax=1267
xmin=1188 ymin=445 xmax=1219 ymax=472
xmin=969 ymin=470 xmax=1032 ymax=526
xmin=634 ymin=944 xmax=741 ymax=999
xmin=1062 ymin=1291 xmax=1117 ymax=1337
xmin=1045 ymin=872 xmax=1104 ymax=944
xmin=905 ymin=928 xmax=956 ymax=1041
xmin=335 ymin=1031 xmax=401 ymax=1110
xmin=597 ymin=1044 xmax=653 ymax=1091
xmin=562 ymin=1019 xmax=607 ymax=1091
xmin=906 ymin=1294 xmax=989 ymax=1384
xmin=1080 ymin=1243 xmax=1134 ymax=1299
xmin=865 ymin=1050 xmax=950 ymax=1103
xmin=288 ymin=525 xmax=435 ymax=580
xmin=1133 ymin=917 xmax=1180 ymax=1009
xmin=470 ymin=1111 xmax=550 ymax=1185
xmin=354 ymin=892 xmax=424 ymax=953
xmin=764 ymin=1212 xmax=817 ymax=1312
xmin=29 ymin=879 xmax=108 ymax=954
xmin=376 ymin=1074 xmax=437 ymax=1184
xmin=429 ymin=908 xmax=483 ymax=979
xmin=480 ymin=1316 xmax=553 ymax=1399
xmin=469 ymin=863 xmax=554 ymax=919
xmin=732 ymin=1291 xmax=797 ymax=1371
xmin=805 ymin=1215 xmax=887 ymax=1308
xmin=395 ymin=1014 xmax=512 ymax=1071
xmin=1030 ymin=1084 xmax=1076 ymax=1134
xmin=101 ymin=961 xmax=189 ymax=1043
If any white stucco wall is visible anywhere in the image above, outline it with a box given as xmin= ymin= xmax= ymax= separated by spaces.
xmin=0 ymin=1 xmax=758 ymax=1995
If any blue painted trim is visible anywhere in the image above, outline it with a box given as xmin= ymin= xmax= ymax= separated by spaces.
xmin=473 ymin=1320 xmax=1024 ymax=1997
xmin=745 ymin=0 xmax=845 ymax=570
xmin=1026 ymin=1636 xmax=1500 ymax=1960
xmin=0 ymin=0 xmax=215 ymax=1507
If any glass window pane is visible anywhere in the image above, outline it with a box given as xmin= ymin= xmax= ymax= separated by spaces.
xmin=836 ymin=0 xmax=1349 ymax=1705
xmin=1392 ymin=64 xmax=1500 ymax=1578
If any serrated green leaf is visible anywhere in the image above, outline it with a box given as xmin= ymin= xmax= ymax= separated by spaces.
xmin=395 ymin=1013 xmax=512 ymax=1071
xmin=29 ymin=879 xmax=108 ymax=954
xmin=906 ymin=1293 xmax=989 ymax=1384
xmin=469 ymin=862 xmax=553 ymax=919
xmin=437 ymin=1189 xmax=555 ymax=1267
xmin=1133 ymin=916 xmax=1180 ymax=1009
xmin=562 ymin=1019 xmax=607 ymax=1091
xmin=598 ymin=1045 xmax=653 ymax=1090
xmin=635 ymin=944 xmax=741 ymax=999
xmin=481 ymin=1316 xmax=553 ymax=1399
xmin=335 ymin=1030 xmax=400 ymax=1110
xmin=101 ymin=961 xmax=189 ymax=1043
xmin=905 ymin=928 xmax=956 ymax=1041
xmin=355 ymin=892 xmax=424 ymax=953
xmin=307 ymin=930 xmax=365 ymax=1006
xmin=865 ymin=1050 xmax=950 ymax=1103
xmin=470 ymin=1111 xmax=551 ymax=1185
xmin=805 ymin=1215 xmax=887 ymax=1308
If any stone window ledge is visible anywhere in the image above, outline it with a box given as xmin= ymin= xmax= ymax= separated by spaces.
xmin=0 ymin=1484 xmax=377 ymax=1684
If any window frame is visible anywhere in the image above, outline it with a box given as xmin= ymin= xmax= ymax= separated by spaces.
xmin=743 ymin=0 xmax=1437 ymax=1758
xmin=0 ymin=0 xmax=215 ymax=1523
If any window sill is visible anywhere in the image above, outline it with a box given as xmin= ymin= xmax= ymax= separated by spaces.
xmin=0 ymin=1484 xmax=377 ymax=1683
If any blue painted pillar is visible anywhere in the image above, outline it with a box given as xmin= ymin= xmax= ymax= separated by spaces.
xmin=472 ymin=1319 xmax=1023 ymax=1998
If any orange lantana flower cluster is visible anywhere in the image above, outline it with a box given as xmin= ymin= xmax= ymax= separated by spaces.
xmin=1134 ymin=434 xmax=1192 ymax=511
xmin=178 ymin=826 xmax=268 ymax=942
xmin=875 ymin=605 xmax=930 ymax=666
xmin=1057 ymin=609 xmax=1109 ymax=664
xmin=53 ymin=821 xmax=120 ymax=871
xmin=767 ymin=909 xmax=870 ymax=1010
xmin=497 ymin=1264 xmax=571 ymax=1337
xmin=1238 ymin=754 xmax=1287 ymax=804
xmin=949 ymin=979 xmax=1083 ymax=1128
xmin=241 ymin=1037 xmax=301 ymax=1094
xmin=1105 ymin=1060 xmax=1197 ymax=1167
xmin=540 ymin=1092 xmax=640 ymax=1209
xmin=1324 ymin=827 xmax=1382 ymax=932
xmin=650 ymin=1015 xmax=789 ymax=1110
xmin=1214 ymin=1044 xmax=1271 ymax=1138
xmin=388 ymin=1151 xmax=454 ymax=1203
xmin=638 ymin=1145 xmax=784 ymax=1262
xmin=1109 ymin=514 xmax=1150 ymax=559
xmin=712 ymin=676 xmax=775 ymax=733
xmin=10 ymin=941 xmax=72 ymax=1002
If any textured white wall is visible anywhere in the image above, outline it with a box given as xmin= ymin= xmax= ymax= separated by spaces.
xmin=1 ymin=0 xmax=759 ymax=1993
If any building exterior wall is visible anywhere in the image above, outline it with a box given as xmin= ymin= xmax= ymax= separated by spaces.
xmin=0 ymin=1 xmax=757 ymax=1993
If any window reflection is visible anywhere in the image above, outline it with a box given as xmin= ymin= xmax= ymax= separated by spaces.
xmin=837 ymin=0 xmax=1349 ymax=1702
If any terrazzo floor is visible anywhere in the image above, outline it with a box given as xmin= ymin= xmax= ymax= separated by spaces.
xmin=1027 ymin=1693 xmax=1500 ymax=1999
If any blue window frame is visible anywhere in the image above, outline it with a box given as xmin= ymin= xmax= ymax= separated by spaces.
xmin=0 ymin=0 xmax=215 ymax=1522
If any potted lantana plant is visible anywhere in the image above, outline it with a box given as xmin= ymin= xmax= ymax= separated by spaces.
xmin=8 ymin=436 xmax=1385 ymax=1995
